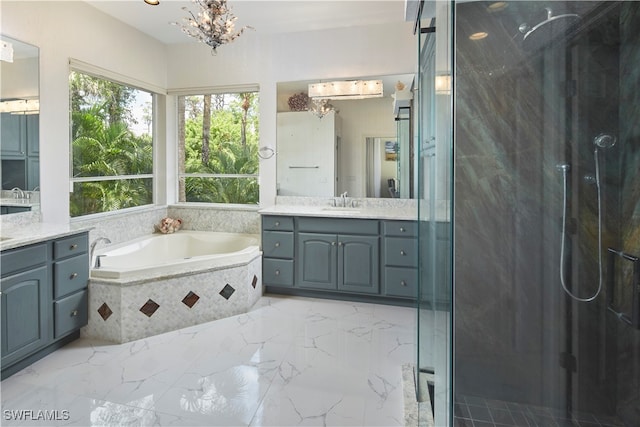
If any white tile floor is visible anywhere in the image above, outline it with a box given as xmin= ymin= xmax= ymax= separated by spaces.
xmin=1 ymin=295 xmax=417 ymax=426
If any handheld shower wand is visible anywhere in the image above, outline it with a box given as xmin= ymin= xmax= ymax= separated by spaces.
xmin=557 ymin=134 xmax=615 ymax=302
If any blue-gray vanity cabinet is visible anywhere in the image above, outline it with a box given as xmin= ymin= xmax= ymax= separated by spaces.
xmin=1 ymin=244 xmax=50 ymax=369
xmin=1 ymin=232 xmax=89 ymax=379
xmin=296 ymin=218 xmax=379 ymax=294
xmin=262 ymin=216 xmax=295 ymax=288
xmin=382 ymin=220 xmax=418 ymax=298
xmin=52 ymin=233 xmax=89 ymax=338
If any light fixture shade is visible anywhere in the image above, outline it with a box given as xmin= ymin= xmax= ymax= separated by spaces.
xmin=308 ymin=80 xmax=383 ymax=100
xmin=144 ymin=0 xmax=160 ymax=5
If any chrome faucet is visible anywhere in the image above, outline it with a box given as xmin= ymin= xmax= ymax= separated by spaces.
xmin=11 ymin=187 xmax=25 ymax=199
xmin=340 ymin=191 xmax=348 ymax=207
xmin=90 ymin=237 xmax=111 ymax=268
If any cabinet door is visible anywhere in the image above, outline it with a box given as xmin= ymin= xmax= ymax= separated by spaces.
xmin=26 ymin=114 xmax=39 ymax=156
xmin=338 ymin=235 xmax=379 ymax=294
xmin=1 ymin=266 xmax=50 ymax=366
xmin=0 ymin=113 xmax=25 ymax=157
xmin=297 ymin=232 xmax=337 ymax=290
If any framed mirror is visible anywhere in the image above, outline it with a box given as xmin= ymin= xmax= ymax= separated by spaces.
xmin=276 ymin=73 xmax=414 ymax=199
xmin=0 ymin=35 xmax=40 ymax=214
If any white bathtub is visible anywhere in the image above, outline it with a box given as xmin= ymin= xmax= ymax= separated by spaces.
xmin=84 ymin=230 xmax=263 ymax=343
xmin=91 ymin=231 xmax=260 ymax=280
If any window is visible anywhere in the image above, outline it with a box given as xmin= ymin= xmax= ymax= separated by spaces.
xmin=177 ymin=92 xmax=259 ymax=205
xmin=69 ymin=70 xmax=154 ymax=217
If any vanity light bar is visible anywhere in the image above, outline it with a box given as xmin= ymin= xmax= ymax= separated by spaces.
xmin=0 ymin=99 xmax=39 ymax=114
xmin=308 ymin=80 xmax=383 ymax=100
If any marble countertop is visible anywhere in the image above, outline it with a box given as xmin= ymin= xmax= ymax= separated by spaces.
xmin=0 ymin=198 xmax=39 ymax=208
xmin=0 ymin=222 xmax=93 ymax=251
xmin=258 ymin=204 xmax=417 ymax=221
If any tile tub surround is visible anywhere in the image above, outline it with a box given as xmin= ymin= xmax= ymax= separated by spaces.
xmin=2 ymin=295 xmax=416 ymax=426
xmin=82 ymin=255 xmax=262 ymax=343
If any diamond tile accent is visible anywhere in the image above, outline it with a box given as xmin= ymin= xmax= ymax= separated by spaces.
xmin=182 ymin=291 xmax=200 ymax=308
xmin=140 ymin=299 xmax=160 ymax=317
xmin=219 ymin=284 xmax=235 ymax=300
xmin=97 ymin=302 xmax=113 ymax=321
xmin=251 ymin=275 xmax=258 ymax=289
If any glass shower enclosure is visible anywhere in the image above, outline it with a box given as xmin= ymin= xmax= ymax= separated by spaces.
xmin=416 ymin=1 xmax=640 ymax=426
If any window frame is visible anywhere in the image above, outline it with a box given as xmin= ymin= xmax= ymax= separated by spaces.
xmin=69 ymin=60 xmax=160 ymax=218
xmin=173 ymin=85 xmax=260 ymax=206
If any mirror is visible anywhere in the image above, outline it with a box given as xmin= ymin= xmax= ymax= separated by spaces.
xmin=0 ymin=35 xmax=40 ymax=214
xmin=276 ymin=74 xmax=414 ymax=199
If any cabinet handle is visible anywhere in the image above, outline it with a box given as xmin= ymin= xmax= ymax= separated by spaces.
xmin=70 ymin=310 xmax=79 ymax=317
xmin=275 ymin=242 xmax=280 ymax=247
xmin=400 ymin=280 xmax=407 ymax=287
xmin=69 ymin=272 xmax=78 ymax=279
xmin=275 ymin=269 xmax=280 ymax=276
xmin=70 ymin=244 xmax=78 ymax=250
xmin=400 ymin=250 xmax=406 ymax=256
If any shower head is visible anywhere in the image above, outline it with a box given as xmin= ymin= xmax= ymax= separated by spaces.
xmin=593 ymin=133 xmax=616 ymax=149
xmin=520 ymin=7 xmax=581 ymax=51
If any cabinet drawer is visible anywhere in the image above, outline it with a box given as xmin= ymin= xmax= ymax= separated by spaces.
xmin=382 ymin=220 xmax=418 ymax=237
xmin=384 ymin=267 xmax=418 ymax=298
xmin=298 ymin=217 xmax=378 ymax=235
xmin=0 ymin=243 xmax=47 ymax=277
xmin=262 ymin=231 xmax=294 ymax=259
xmin=54 ymin=255 xmax=89 ymax=298
xmin=262 ymin=216 xmax=294 ymax=231
xmin=54 ymin=290 xmax=88 ymax=338
xmin=384 ymin=237 xmax=418 ymax=267
xmin=263 ymin=258 xmax=294 ymax=287
xmin=53 ymin=234 xmax=88 ymax=259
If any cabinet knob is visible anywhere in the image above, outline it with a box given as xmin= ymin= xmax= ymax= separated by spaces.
xmin=331 ymin=241 xmax=336 ymax=246
xmin=400 ymin=227 xmax=405 ymax=232
xmin=69 ymin=272 xmax=78 ymax=279
xmin=275 ymin=269 xmax=280 ymax=276
xmin=275 ymin=242 xmax=280 ymax=247
xmin=400 ymin=250 xmax=406 ymax=256
xmin=338 ymin=242 xmax=343 ymax=246
xmin=70 ymin=244 xmax=78 ymax=250
xmin=71 ymin=310 xmax=79 ymax=317
xmin=275 ymin=221 xmax=280 ymax=227
xmin=400 ymin=281 xmax=407 ymax=287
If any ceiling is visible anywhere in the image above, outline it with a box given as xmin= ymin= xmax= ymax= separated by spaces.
xmin=86 ymin=0 xmax=411 ymax=45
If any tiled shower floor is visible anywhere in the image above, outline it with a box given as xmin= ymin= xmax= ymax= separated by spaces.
xmin=454 ymin=394 xmax=626 ymax=427
xmin=1 ymin=295 xmax=416 ymax=426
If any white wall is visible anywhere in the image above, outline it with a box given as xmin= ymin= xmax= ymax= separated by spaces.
xmin=2 ymin=1 xmax=416 ymax=222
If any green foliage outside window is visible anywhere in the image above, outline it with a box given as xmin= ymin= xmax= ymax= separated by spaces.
xmin=69 ymin=71 xmax=154 ymax=217
xmin=179 ymin=93 xmax=260 ymax=204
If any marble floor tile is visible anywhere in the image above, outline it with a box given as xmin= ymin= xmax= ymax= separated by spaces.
xmin=1 ymin=295 xmax=417 ymax=426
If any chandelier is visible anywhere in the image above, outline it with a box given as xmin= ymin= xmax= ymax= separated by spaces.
xmin=173 ymin=0 xmax=251 ymax=54
xmin=308 ymin=98 xmax=335 ymax=119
